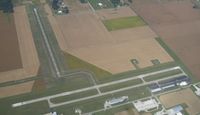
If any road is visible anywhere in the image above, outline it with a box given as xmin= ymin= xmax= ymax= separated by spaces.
xmin=83 ymin=84 xmax=193 ymax=115
xmin=12 ymin=66 xmax=184 ymax=108
xmin=34 ymin=8 xmax=61 ymax=78
xmin=50 ymin=72 xmax=184 ymax=108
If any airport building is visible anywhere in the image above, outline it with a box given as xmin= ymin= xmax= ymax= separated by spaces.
xmin=104 ymin=96 xmax=128 ymax=109
xmin=133 ymin=98 xmax=159 ymax=112
xmin=155 ymin=105 xmax=184 ymax=115
xmin=149 ymin=76 xmax=190 ymax=93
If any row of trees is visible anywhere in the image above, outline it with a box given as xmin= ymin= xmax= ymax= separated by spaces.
xmin=110 ymin=0 xmax=120 ymax=7
xmin=0 ymin=0 xmax=14 ymax=13
xmin=52 ymin=0 xmax=59 ymax=10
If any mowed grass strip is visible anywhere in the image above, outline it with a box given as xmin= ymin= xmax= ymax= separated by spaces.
xmin=10 ymin=101 xmax=49 ymax=115
xmin=143 ymin=69 xmax=182 ymax=82
xmin=54 ymin=86 xmax=150 ymax=114
xmin=88 ymin=0 xmax=114 ymax=10
xmin=50 ymin=89 xmax=98 ymax=104
xmin=103 ymin=16 xmax=146 ymax=31
xmin=99 ymin=78 xmax=143 ymax=92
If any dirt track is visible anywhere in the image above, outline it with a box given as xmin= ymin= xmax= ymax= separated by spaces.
xmin=130 ymin=0 xmax=200 ymax=79
xmin=0 ymin=12 xmax=22 ymax=72
xmin=0 ymin=6 xmax=39 ymax=83
xmin=46 ymin=3 xmax=172 ymax=74
xmin=159 ymin=88 xmax=200 ymax=115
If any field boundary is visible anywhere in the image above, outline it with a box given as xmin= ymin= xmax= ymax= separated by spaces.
xmin=155 ymin=37 xmax=196 ymax=81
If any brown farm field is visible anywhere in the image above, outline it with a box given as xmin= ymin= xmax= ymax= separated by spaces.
xmin=45 ymin=3 xmax=172 ymax=74
xmin=96 ymin=6 xmax=137 ymax=20
xmin=0 ymin=81 xmax=34 ymax=98
xmin=159 ymin=88 xmax=200 ymax=115
xmin=130 ymin=0 xmax=200 ymax=79
xmin=0 ymin=6 xmax=40 ymax=83
xmin=0 ymin=12 xmax=22 ymax=72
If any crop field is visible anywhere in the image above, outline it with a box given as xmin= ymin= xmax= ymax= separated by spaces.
xmin=0 ymin=81 xmax=34 ymax=98
xmin=88 ymin=0 xmax=114 ymax=10
xmin=45 ymin=3 xmax=173 ymax=78
xmin=96 ymin=6 xmax=137 ymax=20
xmin=0 ymin=12 xmax=22 ymax=72
xmin=159 ymin=88 xmax=200 ymax=115
xmin=130 ymin=0 xmax=200 ymax=80
xmin=0 ymin=1 xmax=191 ymax=115
xmin=103 ymin=16 xmax=146 ymax=31
xmin=0 ymin=6 xmax=39 ymax=85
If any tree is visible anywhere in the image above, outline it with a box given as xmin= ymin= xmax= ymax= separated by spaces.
xmin=0 ymin=0 xmax=14 ymax=13
xmin=110 ymin=0 xmax=120 ymax=7
xmin=128 ymin=0 xmax=133 ymax=3
xmin=52 ymin=0 xmax=59 ymax=10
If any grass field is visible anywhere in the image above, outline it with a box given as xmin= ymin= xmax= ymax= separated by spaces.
xmin=103 ymin=16 xmax=146 ymax=31
xmin=143 ymin=69 xmax=182 ymax=82
xmin=63 ymin=52 xmax=112 ymax=82
xmin=54 ymin=85 xmax=150 ymax=114
xmin=50 ymin=89 xmax=98 ymax=104
xmin=9 ymin=101 xmax=49 ymax=115
xmin=88 ymin=0 xmax=114 ymax=10
xmin=94 ymin=104 xmax=134 ymax=115
xmin=99 ymin=62 xmax=177 ymax=83
xmin=99 ymin=78 xmax=143 ymax=92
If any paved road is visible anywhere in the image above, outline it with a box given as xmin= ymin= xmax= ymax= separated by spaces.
xmin=12 ymin=66 xmax=183 ymax=107
xmin=83 ymin=84 xmax=192 ymax=115
xmin=34 ymin=8 xmax=61 ymax=78
xmin=50 ymin=72 xmax=184 ymax=108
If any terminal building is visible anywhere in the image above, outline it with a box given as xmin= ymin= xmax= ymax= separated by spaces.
xmin=133 ymin=98 xmax=159 ymax=112
xmin=149 ymin=76 xmax=190 ymax=93
xmin=104 ymin=96 xmax=128 ymax=109
xmin=155 ymin=105 xmax=184 ymax=115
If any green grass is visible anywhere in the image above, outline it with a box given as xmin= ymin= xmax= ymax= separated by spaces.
xmin=54 ymin=94 xmax=112 ymax=115
xmin=10 ymin=101 xmax=49 ymax=115
xmin=63 ymin=52 xmax=112 ymax=82
xmin=143 ymin=69 xmax=182 ymax=82
xmin=99 ymin=78 xmax=143 ymax=92
xmin=103 ymin=16 xmax=146 ymax=31
xmin=100 ymin=61 xmax=177 ymax=84
xmin=94 ymin=104 xmax=134 ymax=115
xmin=54 ymin=85 xmax=150 ymax=114
xmin=0 ymin=99 xmax=50 ymax=115
xmin=88 ymin=0 xmax=114 ymax=10
xmin=51 ymin=89 xmax=98 ymax=104
xmin=113 ymin=85 xmax=151 ymax=100
xmin=26 ymin=4 xmax=93 ymax=93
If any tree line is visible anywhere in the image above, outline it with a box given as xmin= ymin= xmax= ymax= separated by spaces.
xmin=0 ymin=0 xmax=14 ymax=13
